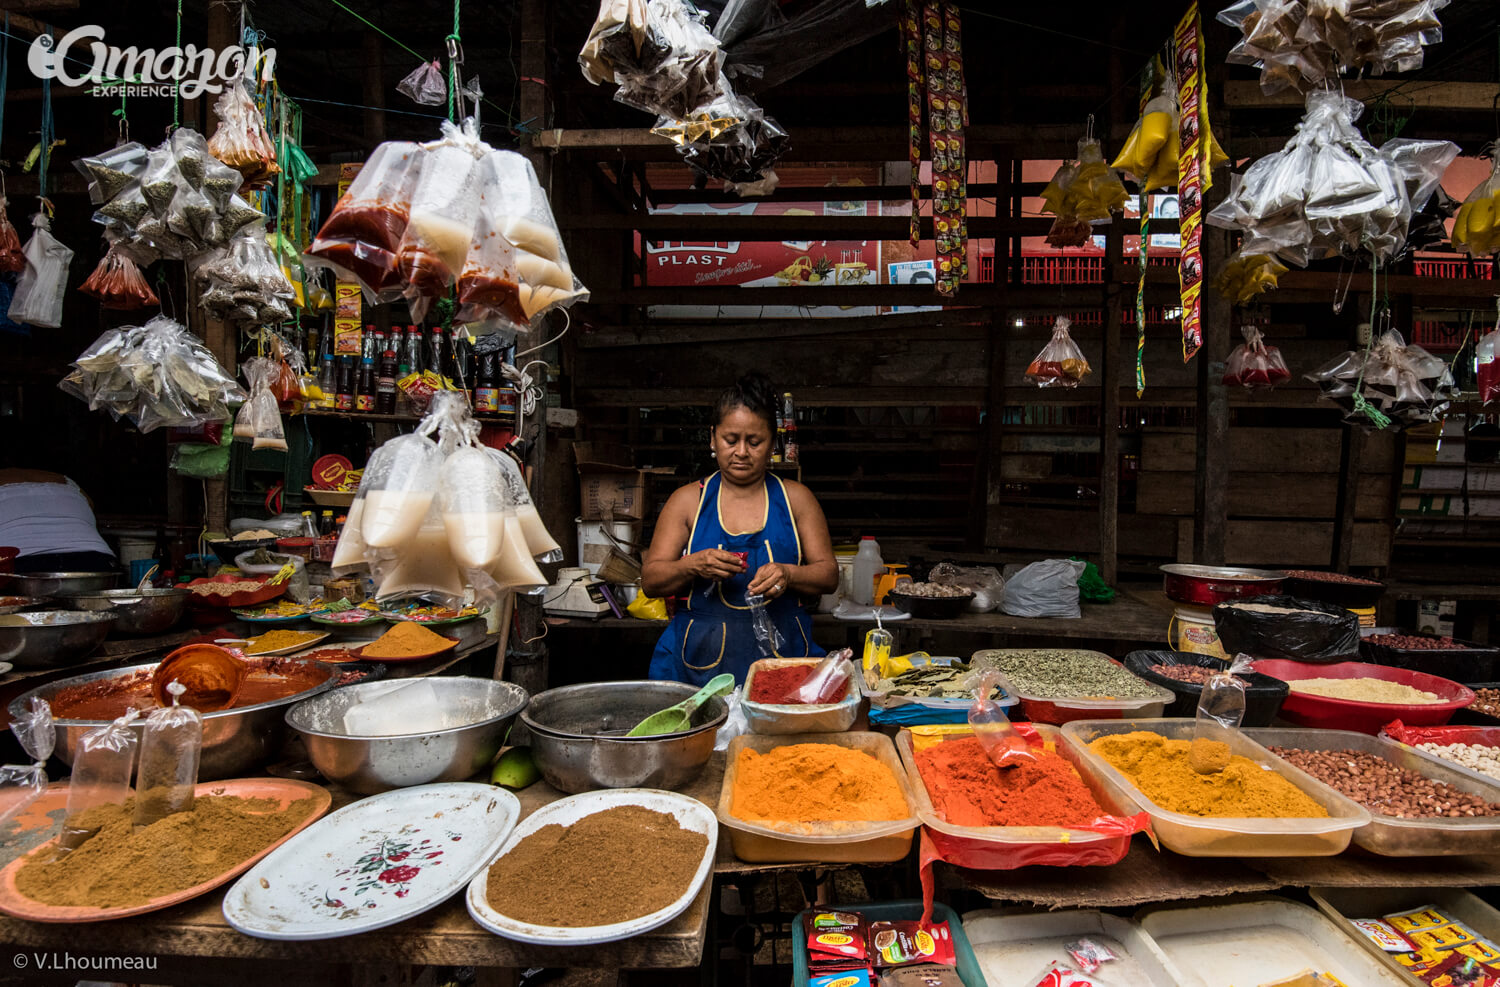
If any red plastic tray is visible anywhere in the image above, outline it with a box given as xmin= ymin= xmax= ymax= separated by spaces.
xmin=1381 ymin=723 xmax=1500 ymax=748
xmin=1252 ymin=658 xmax=1474 ymax=734
xmin=183 ymin=574 xmax=287 ymax=609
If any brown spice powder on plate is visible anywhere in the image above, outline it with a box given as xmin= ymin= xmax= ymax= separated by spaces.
xmin=485 ymin=805 xmax=708 ymax=928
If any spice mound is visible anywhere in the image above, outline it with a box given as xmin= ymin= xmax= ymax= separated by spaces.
xmin=484 ymin=805 xmax=707 ymax=927
xmin=189 ymin=579 xmax=267 ymax=597
xmin=915 ymin=736 xmax=1105 ymax=828
xmin=975 ymin=649 xmax=1161 ymax=700
xmin=1088 ymin=731 xmax=1328 ymax=819
xmin=1268 ymin=747 xmax=1500 ymax=819
xmin=730 ymin=743 xmax=907 ymax=824
xmin=15 ymin=794 xmax=321 ymax=907
xmin=1288 ymin=677 xmax=1442 ymax=704
xmin=748 ymin=664 xmax=846 ymax=705
xmin=361 ymin=621 xmax=453 ymax=659
xmin=244 ymin=629 xmax=324 ymax=655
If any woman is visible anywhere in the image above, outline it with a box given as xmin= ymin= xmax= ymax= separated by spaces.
xmin=643 ymin=374 xmax=838 ymax=685
xmin=0 ymin=469 xmax=116 ymax=574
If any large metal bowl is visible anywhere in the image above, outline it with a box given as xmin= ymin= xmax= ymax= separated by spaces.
xmin=55 ymin=587 xmax=190 ymax=636
xmin=286 ymin=677 xmax=529 ymax=795
xmin=11 ymin=658 xmax=339 ymax=779
xmin=0 ymin=571 xmax=120 ymax=597
xmin=521 ymin=681 xmax=727 ymax=794
xmin=0 ymin=610 xmax=116 ymax=668
xmin=0 ymin=596 xmax=51 ymax=615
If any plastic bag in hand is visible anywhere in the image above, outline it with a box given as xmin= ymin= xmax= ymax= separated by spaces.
xmin=207 ymin=81 xmax=279 ymax=187
xmin=1025 ymin=316 xmax=1091 ymax=388
xmin=80 ymin=240 xmax=159 ymax=310
xmin=397 ymin=60 xmax=448 ymax=106
xmin=0 ymin=698 xmax=54 ymax=830
xmin=8 ymin=213 xmax=74 ymax=328
xmin=304 ymin=140 xmax=423 ymax=297
xmin=746 ymin=592 xmax=784 ymax=657
xmin=1453 ymin=153 xmax=1500 ymax=257
xmin=1222 ymin=325 xmax=1292 ymax=390
xmin=59 ymin=709 xmax=140 ymax=853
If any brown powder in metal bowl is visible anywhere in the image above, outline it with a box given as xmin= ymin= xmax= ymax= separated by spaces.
xmin=484 ymin=805 xmax=708 ymax=927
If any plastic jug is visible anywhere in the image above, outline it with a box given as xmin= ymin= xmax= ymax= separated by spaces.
xmin=850 ymin=536 xmax=883 ymax=605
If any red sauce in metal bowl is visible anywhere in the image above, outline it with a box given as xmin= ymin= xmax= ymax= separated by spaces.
xmin=51 ymin=657 xmax=328 ymax=721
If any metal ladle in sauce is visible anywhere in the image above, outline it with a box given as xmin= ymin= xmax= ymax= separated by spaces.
xmin=151 ymin=644 xmax=247 ymax=712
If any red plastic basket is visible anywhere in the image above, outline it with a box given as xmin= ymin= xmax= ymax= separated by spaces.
xmin=183 ymin=574 xmax=287 ymax=609
xmin=1252 ymin=658 xmax=1474 ymax=734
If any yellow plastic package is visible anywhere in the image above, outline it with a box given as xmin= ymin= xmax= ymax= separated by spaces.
xmin=1112 ymin=86 xmax=1229 ymax=192
xmin=626 ymin=591 xmax=667 ymax=621
xmin=1453 ymin=158 xmax=1500 ymax=257
xmin=1213 ymin=249 xmax=1288 ymax=304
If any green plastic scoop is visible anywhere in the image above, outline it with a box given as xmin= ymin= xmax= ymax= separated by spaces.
xmin=626 ymin=673 xmax=736 ymax=737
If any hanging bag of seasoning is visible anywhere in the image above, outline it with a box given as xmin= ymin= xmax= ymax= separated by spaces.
xmin=79 ymin=240 xmax=160 ymax=310
xmin=1189 ymin=653 xmax=1254 ymax=774
xmin=132 ymin=681 xmax=203 ymax=829
xmin=0 ymin=698 xmax=55 ymax=828
xmin=1024 ymin=317 xmax=1092 ymax=389
xmin=57 ymin=709 xmax=140 ymax=853
xmin=304 ymin=140 xmax=424 ymax=297
xmin=1222 ymin=325 xmax=1292 ymax=390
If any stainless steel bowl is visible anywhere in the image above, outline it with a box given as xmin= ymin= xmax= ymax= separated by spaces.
xmin=285 ymin=677 xmax=529 ymax=795
xmin=11 ymin=658 xmax=339 ymax=779
xmin=0 ymin=596 xmax=51 ymax=615
xmin=521 ymin=681 xmax=727 ymax=794
xmin=55 ymin=587 xmax=190 ymax=636
xmin=0 ymin=610 xmax=116 ymax=668
xmin=0 ymin=571 xmax=120 ymax=597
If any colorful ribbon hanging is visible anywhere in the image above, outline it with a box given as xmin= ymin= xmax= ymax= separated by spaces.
xmin=902 ymin=1 xmax=968 ymax=296
xmin=902 ymin=0 xmax=922 ymax=248
xmin=1173 ymin=4 xmax=1210 ymax=362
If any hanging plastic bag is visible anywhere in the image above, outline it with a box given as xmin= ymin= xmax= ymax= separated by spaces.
xmin=132 ymin=681 xmax=203 ymax=828
xmin=1222 ymin=325 xmax=1292 ymax=390
xmin=1189 ymin=653 xmax=1254 ymax=774
xmin=1452 ymin=152 xmax=1500 ymax=257
xmin=1213 ymin=248 xmax=1288 ymax=304
xmin=585 ymin=0 xmax=729 ymax=120
xmin=207 ymin=81 xmax=279 ymax=187
xmin=438 ymin=444 xmax=512 ymax=570
xmin=1306 ymin=328 xmax=1456 ymax=430
xmin=1001 ymin=559 xmax=1086 ymax=618
xmin=58 ymin=709 xmax=140 ymax=853
xmin=396 ymin=121 xmax=485 ymax=315
xmin=376 ymin=500 xmax=467 ymax=603
xmin=0 ymin=193 xmax=25 ymax=273
xmin=397 ymin=60 xmax=449 ymax=106
xmin=79 ymin=240 xmax=159 ymax=310
xmin=304 ymin=140 xmax=423 ymax=297
xmin=360 ymin=432 xmax=443 ymax=549
xmin=0 ymin=698 xmax=54 ymax=829
xmin=8 ymin=213 xmax=75 ymax=328
xmin=489 ymin=447 xmax=563 ymax=562
xmin=1025 ymin=316 xmax=1091 ymax=388
xmin=193 ymin=226 xmax=296 ymax=328
xmin=1478 ymin=321 xmax=1500 ymax=406
xmin=968 ymin=670 xmax=1035 ymax=768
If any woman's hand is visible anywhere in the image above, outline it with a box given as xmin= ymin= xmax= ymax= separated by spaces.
xmin=748 ymin=562 xmax=794 ymax=600
xmin=682 ymin=549 xmax=747 ymax=582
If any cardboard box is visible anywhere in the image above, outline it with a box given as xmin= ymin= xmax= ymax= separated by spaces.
xmin=575 ymin=442 xmax=650 ymax=520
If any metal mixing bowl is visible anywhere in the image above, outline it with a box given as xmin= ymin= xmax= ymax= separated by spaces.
xmin=521 ymin=681 xmax=727 ymax=794
xmin=0 ymin=596 xmax=50 ymax=615
xmin=0 ymin=610 xmax=116 ymax=668
xmin=0 ymin=571 xmax=120 ymax=597
xmin=286 ymin=677 xmax=529 ymax=795
xmin=55 ymin=587 xmax=190 ymax=636
xmin=11 ymin=658 xmax=339 ymax=779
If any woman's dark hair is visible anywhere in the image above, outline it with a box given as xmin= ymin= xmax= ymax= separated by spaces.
xmin=712 ymin=373 xmax=778 ymax=432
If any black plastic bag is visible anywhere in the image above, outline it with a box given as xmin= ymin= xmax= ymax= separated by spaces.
xmin=1211 ymin=595 xmax=1361 ymax=663
xmin=1123 ymin=650 xmax=1289 ymax=725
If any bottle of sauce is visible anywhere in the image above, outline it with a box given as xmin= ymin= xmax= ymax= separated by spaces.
xmin=376 ymin=343 xmax=398 ymax=415
xmin=475 ymin=350 xmax=500 ymax=415
xmin=406 ymin=325 xmax=425 ymax=375
xmin=335 ymin=356 xmax=354 ymax=410
xmin=429 ymin=327 xmax=450 ymax=385
xmin=300 ymin=510 xmax=319 ymax=538
xmin=356 ymin=358 xmax=376 ymax=412
xmin=496 ymin=380 xmax=519 ymax=431
xmin=453 ymin=330 xmax=475 ymax=404
xmin=319 ymin=510 xmax=335 ymax=536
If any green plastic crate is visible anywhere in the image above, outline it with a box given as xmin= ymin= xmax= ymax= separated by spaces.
xmin=792 ymin=900 xmax=985 ymax=987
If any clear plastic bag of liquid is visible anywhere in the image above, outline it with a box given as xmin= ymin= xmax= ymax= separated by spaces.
xmin=376 ymin=499 xmax=466 ymax=603
xmin=396 ymin=121 xmax=485 ymax=311
xmin=474 ymin=150 xmax=589 ymax=323
xmin=207 ymin=81 xmax=279 ymax=187
xmin=397 ymin=60 xmax=448 ymax=106
xmin=133 ymin=681 xmax=203 ymax=828
xmin=305 ymin=140 xmax=423 ymax=297
xmin=1190 ymin=653 xmax=1253 ymax=774
xmin=487 ymin=446 xmax=563 ymax=562
xmin=359 ymin=431 xmax=443 ymax=549
xmin=439 ymin=445 xmax=512 ymax=570
xmin=58 ymin=709 xmax=140 ymax=853
xmin=0 ymin=698 xmax=54 ymax=829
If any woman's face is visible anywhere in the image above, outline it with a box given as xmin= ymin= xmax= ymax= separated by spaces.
xmin=712 ymin=405 xmax=773 ymax=483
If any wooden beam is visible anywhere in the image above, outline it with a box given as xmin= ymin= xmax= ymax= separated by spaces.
xmin=558 ymin=213 xmax=1180 ymax=238
xmin=1193 ymin=232 xmax=1232 ymax=564
xmin=1226 ymin=80 xmax=1500 ymax=111
xmin=580 ymin=284 xmax=1143 ymax=308
xmin=578 ymin=309 xmax=988 ymax=348
xmin=1100 ymin=219 xmax=1123 ymax=584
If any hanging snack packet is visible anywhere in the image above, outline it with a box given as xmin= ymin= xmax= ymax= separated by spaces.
xmin=1189 ymin=653 xmax=1253 ymax=774
xmin=79 ymin=240 xmax=159 ymax=310
xmin=1222 ymin=325 xmax=1292 ymax=390
xmin=305 ymin=140 xmax=424 ymax=296
xmin=1025 ymin=317 xmax=1091 ymax=388
xmin=9 ymin=213 xmax=75 ymax=328
xmin=397 ymin=60 xmax=448 ymax=106
xmin=58 ymin=709 xmax=140 ymax=853
xmin=0 ymin=698 xmax=54 ymax=829
xmin=132 ymin=681 xmax=203 ymax=828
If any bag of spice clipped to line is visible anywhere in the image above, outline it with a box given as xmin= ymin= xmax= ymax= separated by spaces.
xmin=57 ymin=709 xmax=140 ymax=853
xmin=0 ymin=698 xmax=55 ymax=829
xmin=1025 ymin=317 xmax=1091 ymax=389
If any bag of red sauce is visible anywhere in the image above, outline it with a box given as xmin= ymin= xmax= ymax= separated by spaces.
xmin=869 ymin=920 xmax=957 ymax=969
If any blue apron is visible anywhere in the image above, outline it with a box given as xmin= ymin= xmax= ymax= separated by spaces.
xmin=648 ymin=472 xmax=823 ymax=685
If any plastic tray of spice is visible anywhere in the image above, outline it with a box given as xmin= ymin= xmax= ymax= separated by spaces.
xmin=741 ymin=657 xmax=862 ymax=735
xmin=859 ymin=654 xmax=1018 ymax=714
xmin=1060 ymin=719 xmax=1370 ymax=857
xmin=716 ymin=731 xmax=919 ymax=864
xmin=1244 ymin=726 xmax=1500 ymax=856
xmin=1358 ymin=626 xmax=1500 ymax=685
xmin=894 ymin=724 xmax=1146 ymax=869
xmin=1378 ymin=722 xmax=1500 ymax=790
xmin=972 ymin=649 xmax=1174 ymax=725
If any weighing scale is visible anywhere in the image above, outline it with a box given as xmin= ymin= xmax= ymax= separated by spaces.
xmin=541 ymin=567 xmax=614 ymax=619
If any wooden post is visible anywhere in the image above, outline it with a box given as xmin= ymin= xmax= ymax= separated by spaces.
xmin=980 ymin=307 xmax=1007 ymax=548
xmin=519 ymin=0 xmax=550 ymax=185
xmin=1099 ymin=221 xmax=1123 ymax=584
xmin=1193 ymin=223 xmax=1232 ymax=565
xmin=1332 ymin=427 xmax=1365 ymax=571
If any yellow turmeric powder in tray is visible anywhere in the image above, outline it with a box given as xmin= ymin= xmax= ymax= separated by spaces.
xmin=360 ymin=620 xmax=454 ymax=659
xmin=729 ymin=743 xmax=907 ymax=824
xmin=1089 ymin=731 xmax=1328 ymax=819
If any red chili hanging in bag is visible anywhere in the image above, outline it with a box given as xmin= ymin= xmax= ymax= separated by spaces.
xmin=1025 ymin=317 xmax=1092 ymax=388
xmin=79 ymin=242 xmax=160 ymax=310
xmin=0 ymin=195 xmax=24 ymax=274
xmin=1221 ymin=325 xmax=1292 ymax=390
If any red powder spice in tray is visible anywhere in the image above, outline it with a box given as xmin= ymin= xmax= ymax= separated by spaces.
xmin=747 ymin=664 xmax=847 ymax=705
xmin=914 ymin=735 xmax=1106 ymax=828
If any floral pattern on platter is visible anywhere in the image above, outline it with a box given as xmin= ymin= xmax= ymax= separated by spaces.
xmin=319 ymin=828 xmax=462 ymax=912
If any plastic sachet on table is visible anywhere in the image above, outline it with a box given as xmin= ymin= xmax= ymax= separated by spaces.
xmin=1189 ymin=653 xmax=1254 ymax=774
xmin=1306 ymin=328 xmax=1457 ymax=430
xmin=0 ymin=193 xmax=25 ymax=273
xmin=8 ymin=213 xmax=74 ymax=328
xmin=397 ymin=120 xmax=486 ymax=320
xmin=1218 ymin=0 xmax=1450 ymax=95
xmin=1222 ymin=325 xmax=1292 ymax=390
xmin=597 ymin=0 xmax=728 ymax=120
xmin=58 ymin=709 xmax=140 ymax=853
xmin=0 ymin=698 xmax=54 ymax=829
xmin=304 ymin=140 xmax=423 ymax=297
xmin=192 ymin=225 xmax=296 ymax=327
xmin=79 ymin=239 xmax=159 ymax=309
xmin=132 ymin=681 xmax=202 ymax=828
xmin=745 ymin=592 xmax=784 ymax=658
xmin=927 ymin=562 xmax=1003 ymax=613
xmin=207 ymin=80 xmax=279 ymax=187
xmin=397 ymin=60 xmax=449 ymax=106
xmin=1452 ymin=151 xmax=1500 ymax=258
xmin=1025 ymin=316 xmax=1091 ymax=388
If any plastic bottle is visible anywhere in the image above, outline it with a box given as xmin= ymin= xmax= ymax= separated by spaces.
xmin=319 ymin=510 xmax=335 ymax=537
xmin=850 ymin=535 xmax=883 ymax=606
xmin=356 ymin=357 xmax=376 ymax=412
xmin=300 ymin=510 xmax=318 ymax=538
xmin=376 ymin=344 xmax=398 ymax=415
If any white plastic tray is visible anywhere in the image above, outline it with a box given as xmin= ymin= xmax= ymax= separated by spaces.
xmin=742 ymin=656 xmax=861 ymax=735
xmin=466 ymin=788 xmax=716 ymax=945
xmin=223 ymin=783 xmax=519 ymax=941
xmin=963 ymin=908 xmax=1177 ymax=986
xmin=1135 ymin=898 xmax=1408 ymax=986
